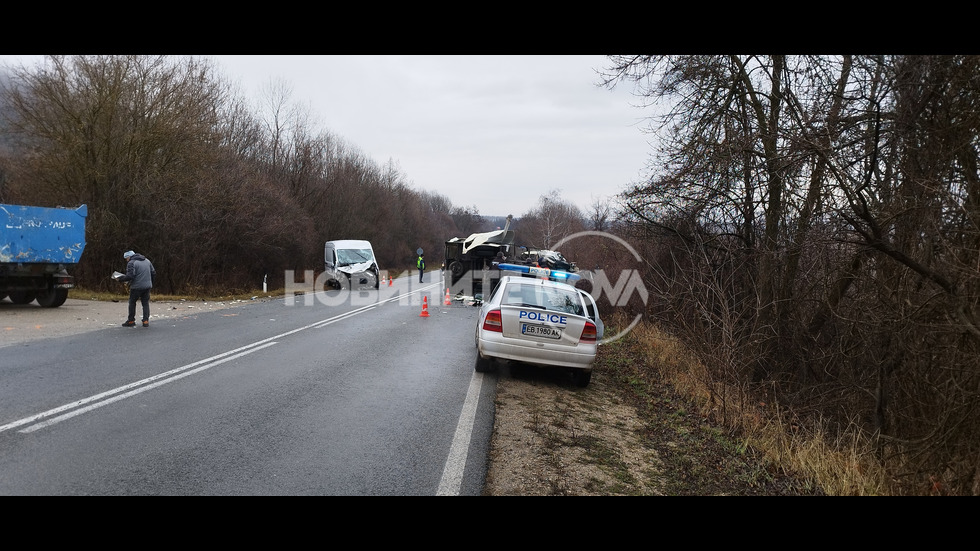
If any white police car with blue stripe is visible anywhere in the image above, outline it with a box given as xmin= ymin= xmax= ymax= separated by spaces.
xmin=474 ymin=264 xmax=602 ymax=387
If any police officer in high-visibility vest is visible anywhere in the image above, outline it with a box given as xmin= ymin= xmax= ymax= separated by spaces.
xmin=417 ymin=253 xmax=425 ymax=283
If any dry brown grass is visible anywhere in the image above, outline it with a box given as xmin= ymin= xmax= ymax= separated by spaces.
xmin=626 ymin=317 xmax=893 ymax=496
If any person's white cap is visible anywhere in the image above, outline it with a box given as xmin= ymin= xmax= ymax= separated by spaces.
xmin=123 ymin=250 xmax=135 ymax=259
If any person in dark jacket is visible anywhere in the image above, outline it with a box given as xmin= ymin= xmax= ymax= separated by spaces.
xmin=118 ymin=250 xmax=156 ymax=327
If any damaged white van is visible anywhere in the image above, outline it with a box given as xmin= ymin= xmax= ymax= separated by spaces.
xmin=323 ymin=240 xmax=381 ymax=290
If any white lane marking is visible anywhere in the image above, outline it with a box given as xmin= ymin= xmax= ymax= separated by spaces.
xmin=436 ymin=370 xmax=485 ymax=496
xmin=0 ymin=340 xmax=279 ymax=434
xmin=19 ymin=342 xmax=278 ymax=433
xmin=1 ymin=291 xmax=423 ymax=435
xmin=312 ymin=306 xmax=375 ymax=328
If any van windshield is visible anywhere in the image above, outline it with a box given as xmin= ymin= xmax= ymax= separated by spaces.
xmin=337 ymin=248 xmax=373 ymax=266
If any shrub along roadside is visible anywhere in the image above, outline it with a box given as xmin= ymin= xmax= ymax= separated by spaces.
xmin=599 ymin=312 xmax=895 ymax=496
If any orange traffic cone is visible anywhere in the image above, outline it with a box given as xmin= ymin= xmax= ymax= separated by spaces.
xmin=419 ymin=295 xmax=430 ymax=317
xmin=444 ymin=288 xmax=452 ymax=305
xmin=388 ymin=275 xmax=393 ymax=287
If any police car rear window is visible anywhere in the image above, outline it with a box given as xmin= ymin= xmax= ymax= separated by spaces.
xmin=502 ymin=283 xmax=584 ymax=316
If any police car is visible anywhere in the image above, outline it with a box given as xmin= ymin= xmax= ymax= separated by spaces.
xmin=474 ymin=263 xmax=602 ymax=387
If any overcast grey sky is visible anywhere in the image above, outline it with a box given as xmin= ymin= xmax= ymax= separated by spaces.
xmin=2 ymin=55 xmax=653 ymax=218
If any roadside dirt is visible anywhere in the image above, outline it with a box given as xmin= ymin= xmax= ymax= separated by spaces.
xmin=0 ymin=295 xmax=267 ymax=347
xmin=483 ymin=362 xmax=661 ymax=495
xmin=483 ymin=337 xmax=823 ymax=496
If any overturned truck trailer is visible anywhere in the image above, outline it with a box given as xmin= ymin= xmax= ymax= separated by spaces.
xmin=444 ymin=215 xmax=577 ymax=294
xmin=445 ymin=223 xmax=515 ymax=288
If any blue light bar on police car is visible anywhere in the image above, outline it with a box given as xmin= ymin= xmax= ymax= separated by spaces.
xmin=497 ymin=263 xmax=580 ymax=282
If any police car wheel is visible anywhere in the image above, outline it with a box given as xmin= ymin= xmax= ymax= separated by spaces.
xmin=475 ymin=353 xmax=494 ymax=373
xmin=572 ymin=369 xmax=592 ymax=388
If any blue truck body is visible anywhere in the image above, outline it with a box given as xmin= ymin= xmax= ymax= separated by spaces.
xmin=0 ymin=203 xmax=87 ymax=307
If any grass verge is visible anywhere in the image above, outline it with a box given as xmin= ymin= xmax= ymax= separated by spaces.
xmin=607 ymin=313 xmax=891 ymax=495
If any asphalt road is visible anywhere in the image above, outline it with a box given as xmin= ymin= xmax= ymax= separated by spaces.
xmin=0 ymin=276 xmax=496 ymax=495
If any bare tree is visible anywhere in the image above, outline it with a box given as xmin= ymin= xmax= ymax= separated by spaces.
xmin=0 ymin=55 xmax=236 ymax=289
xmin=587 ymin=195 xmax=612 ymax=231
xmin=449 ymin=205 xmax=485 ymax=236
xmin=518 ymin=188 xmax=584 ymax=250
xmin=603 ymin=54 xmax=980 ymax=495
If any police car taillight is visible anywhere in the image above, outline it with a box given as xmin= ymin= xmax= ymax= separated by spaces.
xmin=580 ymin=321 xmax=597 ymax=343
xmin=482 ymin=309 xmax=503 ymax=332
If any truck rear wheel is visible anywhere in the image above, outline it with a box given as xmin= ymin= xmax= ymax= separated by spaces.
xmin=36 ymin=288 xmax=69 ymax=308
xmin=7 ymin=291 xmax=37 ymax=305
